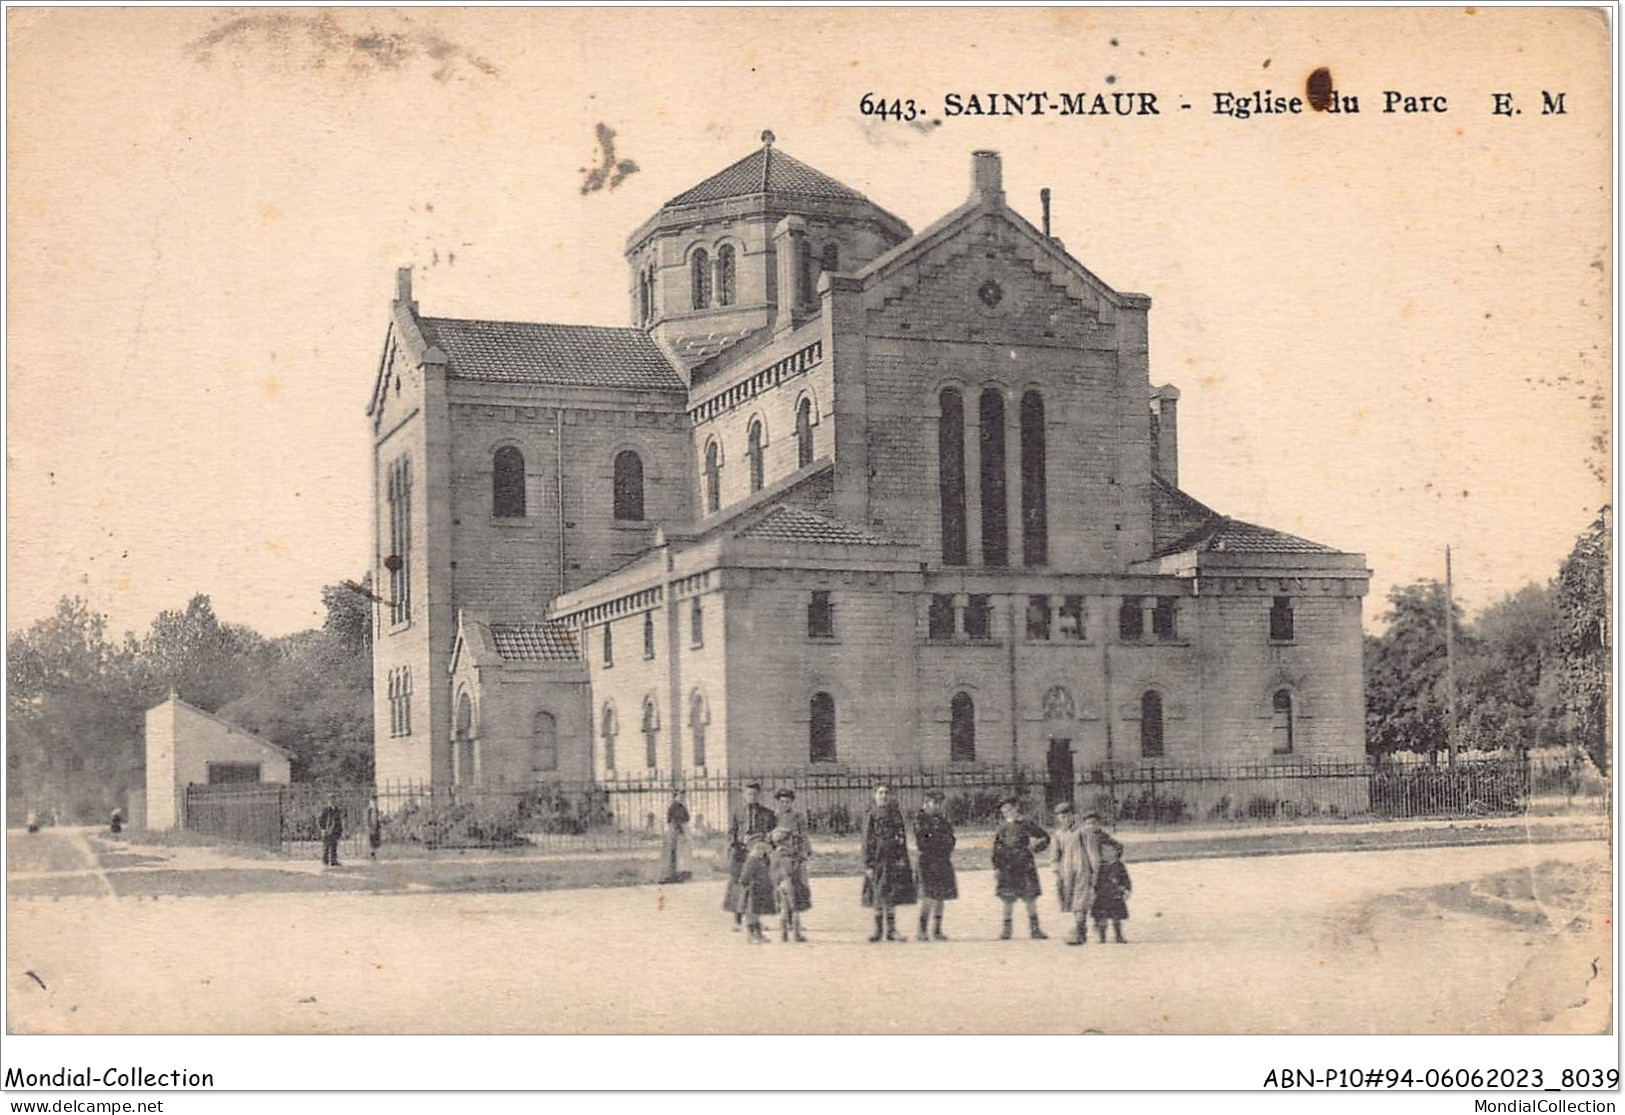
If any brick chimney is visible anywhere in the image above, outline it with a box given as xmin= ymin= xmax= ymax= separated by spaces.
xmin=1150 ymin=385 xmax=1181 ymax=488
xmin=971 ymin=150 xmax=1003 ymax=203
xmin=394 ymin=266 xmax=417 ymax=311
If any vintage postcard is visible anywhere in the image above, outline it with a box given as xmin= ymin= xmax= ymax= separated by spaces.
xmin=3 ymin=5 xmax=1615 ymax=1099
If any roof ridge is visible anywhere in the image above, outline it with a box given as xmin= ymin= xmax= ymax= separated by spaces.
xmin=420 ymin=315 xmax=647 ymax=334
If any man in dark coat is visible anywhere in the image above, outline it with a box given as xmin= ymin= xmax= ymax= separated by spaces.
xmin=913 ymin=788 xmax=957 ymax=941
xmin=724 ymin=781 xmax=779 ymax=941
xmin=992 ymin=796 xmax=1050 ymax=939
xmin=860 ymin=784 xmax=917 ymax=942
xmin=318 ymin=796 xmax=344 ymax=867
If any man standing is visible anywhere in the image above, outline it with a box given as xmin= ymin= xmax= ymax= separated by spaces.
xmin=1050 ymin=801 xmax=1100 ymax=946
xmin=318 ymin=795 xmax=344 ymax=867
xmin=913 ymin=789 xmax=957 ymax=941
xmin=660 ymin=789 xmax=691 ymax=883
xmin=723 ymin=781 xmax=778 ymax=939
xmin=860 ymin=784 xmax=917 ymax=942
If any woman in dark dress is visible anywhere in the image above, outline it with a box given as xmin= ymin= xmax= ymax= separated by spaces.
xmin=991 ymin=796 xmax=1050 ymax=940
xmin=913 ymin=789 xmax=957 ymax=941
xmin=860 ymin=784 xmax=917 ymax=943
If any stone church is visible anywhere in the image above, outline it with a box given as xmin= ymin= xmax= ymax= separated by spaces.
xmin=366 ymin=140 xmax=1370 ymax=789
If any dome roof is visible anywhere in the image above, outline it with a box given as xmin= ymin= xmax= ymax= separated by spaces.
xmin=662 ymin=143 xmax=871 ymax=209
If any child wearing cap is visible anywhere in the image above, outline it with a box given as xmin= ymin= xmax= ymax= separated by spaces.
xmin=1091 ymin=830 xmax=1133 ymax=943
xmin=913 ymin=789 xmax=957 ymax=941
xmin=770 ymin=788 xmax=812 ymax=943
xmin=991 ymin=796 xmax=1051 ymax=940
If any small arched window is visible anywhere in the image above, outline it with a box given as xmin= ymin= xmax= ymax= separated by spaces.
xmin=643 ymin=611 xmax=656 ymax=660
xmin=689 ymin=691 xmax=709 ymax=768
xmin=613 ymin=450 xmax=644 ymax=522
xmin=716 ymin=245 xmax=736 ymax=307
xmin=493 ymin=446 xmax=526 ymax=518
xmin=1141 ymin=691 xmax=1165 ymax=758
xmin=1272 ymin=690 xmax=1295 ymax=754
xmin=950 ymin=692 xmax=976 ymax=762
xmin=600 ymin=704 xmax=617 ymax=772
xmin=642 ymin=697 xmax=660 ymax=769
xmin=796 ymin=397 xmax=815 ymax=468
xmin=704 ymin=441 xmax=722 ymax=513
xmin=809 ymin=692 xmax=837 ymax=763
xmin=747 ymin=420 xmax=765 ymax=493
xmin=691 ymin=248 xmax=711 ymax=310
xmin=532 ymin=711 xmax=558 ymax=773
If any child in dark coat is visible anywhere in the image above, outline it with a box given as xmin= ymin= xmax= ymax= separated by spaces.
xmin=913 ymin=789 xmax=957 ymax=941
xmin=991 ymin=796 xmax=1051 ymax=940
xmin=1091 ymin=835 xmax=1133 ymax=943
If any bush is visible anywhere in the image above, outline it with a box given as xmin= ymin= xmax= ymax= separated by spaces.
xmin=1117 ymin=790 xmax=1188 ymax=824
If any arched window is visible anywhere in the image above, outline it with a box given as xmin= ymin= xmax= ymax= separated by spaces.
xmin=493 ymin=446 xmax=525 ymax=518
xmin=716 ymin=245 xmax=736 ymax=307
xmin=638 ymin=268 xmax=650 ymax=324
xmin=1272 ymin=690 xmax=1295 ymax=754
xmin=642 ymin=697 xmax=660 ymax=769
xmin=796 ymin=397 xmax=815 ymax=468
xmin=797 ymin=240 xmax=815 ymax=305
xmin=704 ymin=440 xmax=721 ymax=513
xmin=979 ymin=389 xmax=1008 ymax=566
xmin=1020 ymin=390 xmax=1048 ymax=566
xmin=820 ymin=242 xmax=839 ymax=274
xmin=950 ymin=692 xmax=976 ymax=762
xmin=645 ymin=263 xmax=658 ymax=321
xmin=1042 ymin=685 xmax=1075 ymax=721
xmin=600 ymin=704 xmax=617 ymax=772
xmin=689 ymin=691 xmax=709 ymax=768
xmin=613 ymin=450 xmax=644 ymax=521
xmin=1140 ymin=691 xmax=1165 ymax=758
xmin=809 ymin=692 xmax=837 ymax=763
xmin=454 ymin=692 xmax=474 ymax=785
xmin=747 ymin=420 xmax=765 ymax=493
xmin=691 ymin=248 xmax=711 ymax=310
xmin=938 ymin=389 xmax=967 ymax=565
xmin=532 ymin=711 xmax=558 ymax=774
xmin=643 ymin=611 xmax=656 ymax=660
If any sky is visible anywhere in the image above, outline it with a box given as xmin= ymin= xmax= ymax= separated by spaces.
xmin=5 ymin=7 xmax=1611 ymax=640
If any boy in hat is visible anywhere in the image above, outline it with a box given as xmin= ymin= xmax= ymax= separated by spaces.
xmin=1050 ymin=802 xmax=1100 ymax=946
xmin=860 ymin=784 xmax=917 ymax=942
xmin=1091 ymin=827 xmax=1133 ymax=943
xmin=913 ymin=789 xmax=957 ymax=941
xmin=769 ymin=788 xmax=812 ymax=942
xmin=992 ymin=796 xmax=1051 ymax=939
xmin=725 ymin=781 xmax=779 ymax=939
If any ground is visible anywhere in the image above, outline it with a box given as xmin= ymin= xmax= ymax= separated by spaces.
xmin=4 ymin=825 xmax=1612 ymax=1035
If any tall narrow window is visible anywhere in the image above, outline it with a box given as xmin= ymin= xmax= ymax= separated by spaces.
xmin=386 ymin=457 xmax=412 ymax=625
xmin=613 ymin=450 xmax=644 ymax=521
xmin=1153 ymin=597 xmax=1177 ymax=639
xmin=979 ymin=389 xmax=1008 ymax=566
xmin=796 ymin=397 xmax=815 ymax=468
xmin=646 ymin=264 xmax=658 ymax=321
xmin=690 ymin=596 xmax=704 ymax=647
xmin=1058 ymin=596 xmax=1085 ymax=640
xmin=642 ymin=697 xmax=660 ymax=769
xmin=532 ymin=711 xmax=558 ymax=774
xmin=965 ymin=595 xmax=993 ymax=639
xmin=1140 ymin=691 xmax=1165 ymax=758
xmin=1272 ymin=690 xmax=1295 ymax=754
xmin=493 ymin=446 xmax=526 ymax=518
xmin=820 ymin=242 xmax=839 ymax=274
xmin=1270 ymin=597 xmax=1295 ymax=641
xmin=689 ymin=691 xmax=709 ymax=768
xmin=1119 ymin=598 xmax=1144 ymax=641
xmin=807 ymin=590 xmax=834 ymax=639
xmin=809 ymin=692 xmax=837 ymax=762
xmin=950 ymin=692 xmax=976 ymax=763
xmin=602 ymin=621 xmax=614 ymax=667
xmin=691 ymin=248 xmax=711 ymax=310
xmin=747 ymin=420 xmax=765 ymax=493
xmin=638 ymin=267 xmax=650 ymax=324
xmin=1026 ymin=595 xmax=1051 ymax=641
xmin=928 ymin=594 xmax=955 ymax=640
xmin=1020 ymin=391 xmax=1048 ymax=566
xmin=938 ymin=389 xmax=968 ymax=565
xmin=797 ymin=240 xmax=815 ymax=305
xmin=600 ymin=704 xmax=618 ymax=772
xmin=643 ymin=612 xmax=656 ymax=660
xmin=704 ymin=441 xmax=721 ymax=513
xmin=716 ymin=245 xmax=736 ymax=307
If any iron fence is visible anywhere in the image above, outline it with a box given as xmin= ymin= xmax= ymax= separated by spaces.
xmin=179 ymin=751 xmax=1604 ymax=856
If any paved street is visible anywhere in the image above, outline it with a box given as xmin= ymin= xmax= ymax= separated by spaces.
xmin=5 ymin=829 xmax=1611 ymax=1035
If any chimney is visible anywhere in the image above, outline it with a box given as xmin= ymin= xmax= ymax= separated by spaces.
xmin=1150 ymin=385 xmax=1181 ymax=488
xmin=394 ymin=266 xmax=416 ymax=310
xmin=771 ymin=215 xmax=808 ymax=332
xmin=971 ymin=150 xmax=1003 ymax=202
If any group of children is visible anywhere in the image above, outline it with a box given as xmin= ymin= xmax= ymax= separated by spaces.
xmin=725 ymin=782 xmax=1132 ymax=946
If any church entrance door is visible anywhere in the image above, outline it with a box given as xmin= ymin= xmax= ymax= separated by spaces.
xmin=1046 ymin=738 xmax=1074 ymax=808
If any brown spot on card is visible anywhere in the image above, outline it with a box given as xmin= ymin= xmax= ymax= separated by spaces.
xmin=1306 ymin=67 xmax=1334 ymax=111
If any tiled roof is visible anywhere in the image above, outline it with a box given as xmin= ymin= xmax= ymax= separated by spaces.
xmin=664 ymin=146 xmax=869 ymax=208
xmin=418 ymin=317 xmax=684 ymax=392
xmin=1150 ymin=475 xmax=1218 ymax=552
xmin=736 ymin=505 xmax=889 ymax=547
xmin=488 ymin=623 xmax=580 ymax=662
xmin=1156 ymin=515 xmax=1341 ymax=558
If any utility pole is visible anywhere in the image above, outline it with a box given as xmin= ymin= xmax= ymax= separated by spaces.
xmin=1445 ymin=546 xmax=1457 ymax=768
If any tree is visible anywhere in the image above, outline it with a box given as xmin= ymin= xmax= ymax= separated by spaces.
xmin=1365 ymin=580 xmax=1463 ymax=756
xmin=126 ymin=594 xmax=268 ymax=712
xmin=1552 ymin=506 xmax=1611 ymax=773
xmin=1457 ymin=583 xmax=1561 ymax=753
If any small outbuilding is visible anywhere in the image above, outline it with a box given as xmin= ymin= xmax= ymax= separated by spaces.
xmin=144 ymin=692 xmax=292 ymax=830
